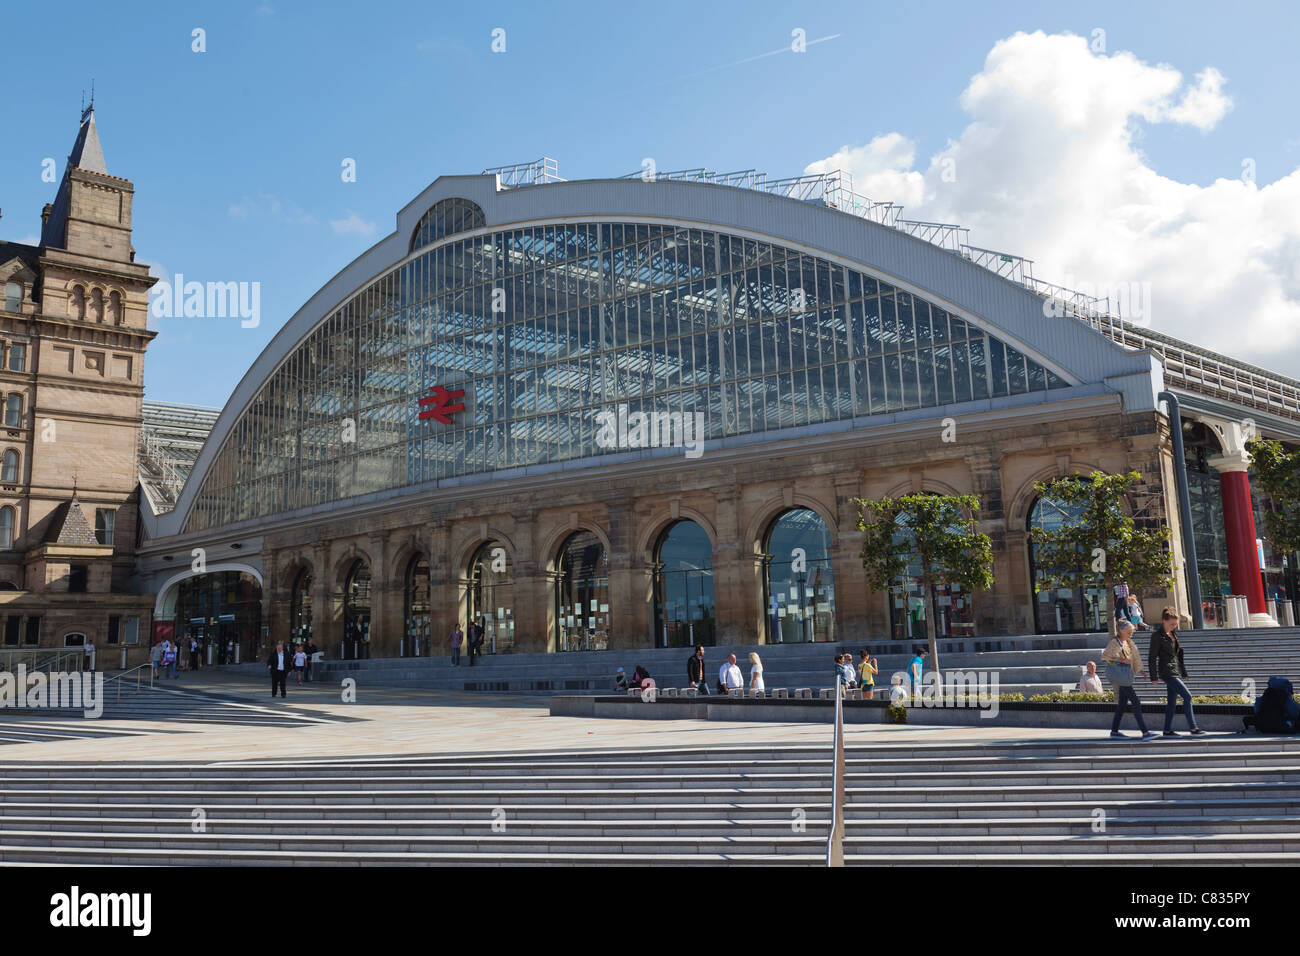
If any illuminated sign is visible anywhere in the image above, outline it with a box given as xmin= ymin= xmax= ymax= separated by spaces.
xmin=418 ymin=385 xmax=467 ymax=424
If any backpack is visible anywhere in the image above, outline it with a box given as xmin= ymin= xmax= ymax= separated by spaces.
xmin=1252 ymin=677 xmax=1298 ymax=734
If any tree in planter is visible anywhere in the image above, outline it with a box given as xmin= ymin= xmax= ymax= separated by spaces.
xmin=856 ymin=493 xmax=995 ymax=677
xmin=1027 ymin=471 xmax=1174 ymax=639
xmin=1246 ymin=438 xmax=1300 ymax=556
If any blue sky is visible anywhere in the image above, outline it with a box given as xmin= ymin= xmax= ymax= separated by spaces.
xmin=4 ymin=0 xmax=1299 ymax=406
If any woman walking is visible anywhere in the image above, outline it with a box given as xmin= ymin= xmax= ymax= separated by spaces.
xmin=748 ymin=652 xmax=765 ymax=694
xmin=1102 ymin=621 xmax=1158 ymax=740
xmin=1149 ymin=607 xmax=1205 ymax=736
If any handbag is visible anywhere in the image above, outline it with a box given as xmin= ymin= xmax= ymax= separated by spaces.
xmin=1105 ymin=660 xmax=1134 ymax=687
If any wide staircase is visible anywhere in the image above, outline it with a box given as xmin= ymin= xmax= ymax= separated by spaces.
xmin=0 ymin=677 xmax=341 ymax=727
xmin=241 ymin=628 xmax=1298 ymax=702
xmin=1 ymin=736 xmax=1297 ymax=864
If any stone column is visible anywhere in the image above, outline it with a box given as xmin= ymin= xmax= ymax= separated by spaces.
xmin=367 ymin=533 xmax=389 ymax=657
xmin=833 ymin=477 xmax=867 ymax=642
xmin=312 ymin=541 xmax=334 ymax=658
xmin=711 ymin=485 xmax=750 ymax=644
xmin=511 ymin=510 xmax=549 ymax=653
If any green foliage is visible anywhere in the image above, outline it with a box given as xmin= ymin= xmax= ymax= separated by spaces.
xmin=1026 ymin=471 xmax=1174 ymax=637
xmin=1029 ymin=691 xmax=1116 ymax=703
xmin=856 ymin=492 xmax=995 ymax=672
xmin=885 ymin=702 xmax=908 ymax=724
xmin=1246 ymin=438 xmax=1300 ymax=555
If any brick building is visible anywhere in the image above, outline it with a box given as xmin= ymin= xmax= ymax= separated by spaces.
xmin=135 ymin=160 xmax=1300 ymax=662
xmin=0 ymin=106 xmax=155 ymax=664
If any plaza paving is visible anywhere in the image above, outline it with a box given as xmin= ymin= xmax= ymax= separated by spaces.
xmin=0 ymin=667 xmax=1111 ymax=763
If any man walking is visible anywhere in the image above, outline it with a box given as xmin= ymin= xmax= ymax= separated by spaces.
xmin=150 ymin=639 xmax=163 ymax=680
xmin=468 ymin=618 xmax=485 ymax=666
xmin=266 ymin=641 xmax=290 ymax=699
xmin=686 ymin=645 xmax=708 ymax=695
xmin=304 ymin=638 xmax=317 ymax=681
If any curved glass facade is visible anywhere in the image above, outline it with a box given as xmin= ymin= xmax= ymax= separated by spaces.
xmin=186 ymin=221 xmax=1070 ymax=532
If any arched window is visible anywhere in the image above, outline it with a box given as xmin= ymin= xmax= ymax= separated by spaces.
xmin=290 ymin=569 xmax=313 ymax=644
xmin=4 ymin=395 xmax=21 ymax=428
xmin=554 ymin=531 xmax=609 ymax=652
xmin=409 ymin=198 xmax=486 ymax=252
xmin=70 ymin=285 xmax=86 ymax=320
xmin=108 ymin=291 xmax=123 ymax=325
xmin=90 ymin=287 xmax=104 ymax=323
xmin=343 ymin=560 xmax=371 ymax=659
xmin=1028 ymin=488 xmax=1110 ymax=633
xmin=1 ymin=450 xmax=17 ymax=484
xmin=469 ymin=541 xmax=514 ymax=654
xmin=0 ymin=506 xmax=14 ymax=549
xmin=887 ymin=506 xmax=976 ymax=641
xmin=4 ymin=282 xmax=20 ymax=312
xmin=653 ymin=520 xmax=714 ymax=647
xmin=404 ymin=556 xmax=431 ymax=656
xmin=763 ymin=508 xmax=836 ymax=643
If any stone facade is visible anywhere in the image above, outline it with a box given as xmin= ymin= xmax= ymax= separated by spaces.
xmin=0 ymin=107 xmax=155 ymax=665
xmin=258 ymin=396 xmax=1183 ymax=658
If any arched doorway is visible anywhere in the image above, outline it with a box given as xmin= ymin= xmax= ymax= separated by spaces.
xmin=468 ymin=541 xmax=515 ymax=654
xmin=653 ymin=520 xmax=714 ymax=647
xmin=1028 ymin=490 xmax=1109 ymax=633
xmin=554 ymin=531 xmax=609 ymax=652
xmin=887 ymin=509 xmax=976 ymax=640
xmin=290 ymin=568 xmax=313 ymax=648
xmin=762 ymin=508 xmax=836 ymax=643
xmin=404 ymin=556 xmax=431 ymax=657
xmin=343 ymin=559 xmax=371 ymax=659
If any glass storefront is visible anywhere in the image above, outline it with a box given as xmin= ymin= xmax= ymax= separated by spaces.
xmin=404 ymin=557 xmax=431 ymax=656
xmin=1028 ymin=493 xmax=1110 ymax=633
xmin=763 ymin=508 xmax=836 ymax=643
xmin=652 ymin=520 xmax=715 ymax=647
xmin=186 ymin=221 xmax=1070 ymax=533
xmin=554 ymin=532 xmax=609 ymax=652
xmin=167 ymin=571 xmax=262 ymax=664
xmin=342 ymin=560 xmax=371 ymax=659
xmin=468 ymin=541 xmax=515 ymax=653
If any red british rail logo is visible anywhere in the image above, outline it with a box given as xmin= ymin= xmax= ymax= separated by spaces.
xmin=418 ymin=385 xmax=466 ymax=424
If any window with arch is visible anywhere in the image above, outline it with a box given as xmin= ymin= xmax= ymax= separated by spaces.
xmin=1 ymin=450 xmax=17 ymax=484
xmin=70 ymin=285 xmax=87 ymax=320
xmin=90 ymin=287 xmax=104 ymax=323
xmin=554 ymin=531 xmax=609 ymax=652
xmin=652 ymin=520 xmax=714 ymax=647
xmin=4 ymin=282 xmax=20 ymax=312
xmin=290 ymin=568 xmax=313 ymax=643
xmin=763 ymin=508 xmax=836 ymax=643
xmin=342 ymin=559 xmax=371 ymax=659
xmin=1027 ymin=485 xmax=1110 ymax=633
xmin=4 ymin=394 xmax=21 ymax=428
xmin=409 ymin=198 xmax=486 ymax=252
xmin=0 ymin=506 xmax=13 ymax=549
xmin=468 ymin=541 xmax=515 ymax=653
xmin=108 ymin=290 xmax=123 ymax=325
xmin=404 ymin=555 xmax=431 ymax=656
xmin=887 ymin=506 xmax=977 ymax=641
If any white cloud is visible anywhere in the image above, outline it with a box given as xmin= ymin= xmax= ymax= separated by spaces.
xmin=805 ymin=31 xmax=1300 ymax=377
xmin=228 ymin=193 xmax=316 ymax=226
xmin=330 ymin=212 xmax=376 ymax=238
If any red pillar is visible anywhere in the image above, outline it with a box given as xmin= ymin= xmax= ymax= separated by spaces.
xmin=1218 ymin=469 xmax=1266 ymax=615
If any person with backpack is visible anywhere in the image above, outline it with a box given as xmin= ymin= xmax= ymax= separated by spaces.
xmin=1252 ymin=676 xmax=1300 ymax=733
xmin=1102 ymin=621 xmax=1159 ymax=740
xmin=686 ymin=646 xmax=708 ymax=695
xmin=1149 ymin=607 xmax=1204 ymax=736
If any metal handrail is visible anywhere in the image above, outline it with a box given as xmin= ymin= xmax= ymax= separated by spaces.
xmin=102 ymin=661 xmax=156 ymax=700
xmin=826 ymin=684 xmax=845 ymax=867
